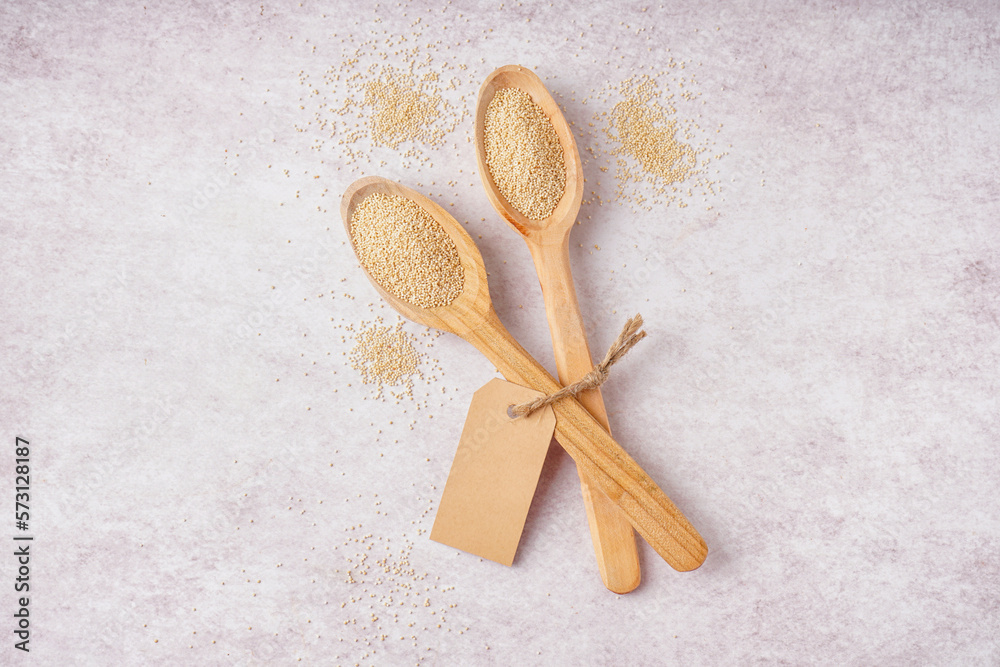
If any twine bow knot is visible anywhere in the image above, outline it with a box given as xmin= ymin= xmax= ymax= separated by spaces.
xmin=509 ymin=314 xmax=647 ymax=419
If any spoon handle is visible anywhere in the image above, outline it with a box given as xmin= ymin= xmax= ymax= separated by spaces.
xmin=528 ymin=240 xmax=641 ymax=593
xmin=465 ymin=309 xmax=707 ymax=572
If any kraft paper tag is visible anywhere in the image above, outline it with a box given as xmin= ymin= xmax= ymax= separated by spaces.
xmin=430 ymin=378 xmax=556 ymax=566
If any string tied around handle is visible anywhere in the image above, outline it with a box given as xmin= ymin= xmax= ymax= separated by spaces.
xmin=508 ymin=313 xmax=647 ymax=419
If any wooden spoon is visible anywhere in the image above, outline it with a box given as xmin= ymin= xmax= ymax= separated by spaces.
xmin=341 ymin=176 xmax=707 ymax=573
xmin=474 ymin=64 xmax=641 ymax=593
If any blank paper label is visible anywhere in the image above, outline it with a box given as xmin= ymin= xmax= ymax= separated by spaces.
xmin=430 ymin=378 xmax=556 ymax=566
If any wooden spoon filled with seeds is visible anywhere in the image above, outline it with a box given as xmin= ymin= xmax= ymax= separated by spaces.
xmin=341 ymin=176 xmax=707 ymax=573
xmin=474 ymin=65 xmax=641 ymax=593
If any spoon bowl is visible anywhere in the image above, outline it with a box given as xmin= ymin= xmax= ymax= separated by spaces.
xmin=340 ymin=176 xmax=491 ymax=338
xmin=474 ymin=64 xmax=584 ymax=242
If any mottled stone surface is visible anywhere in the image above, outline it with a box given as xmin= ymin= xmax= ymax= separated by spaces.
xmin=1 ymin=1 xmax=998 ymax=664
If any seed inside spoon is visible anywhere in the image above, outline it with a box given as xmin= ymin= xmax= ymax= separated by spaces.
xmin=483 ymin=87 xmax=566 ymax=220
xmin=349 ymin=192 xmax=464 ymax=309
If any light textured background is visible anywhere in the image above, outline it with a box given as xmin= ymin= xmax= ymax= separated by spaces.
xmin=2 ymin=1 xmax=998 ymax=665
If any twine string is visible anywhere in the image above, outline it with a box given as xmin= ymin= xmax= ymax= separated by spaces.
xmin=509 ymin=314 xmax=647 ymax=419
